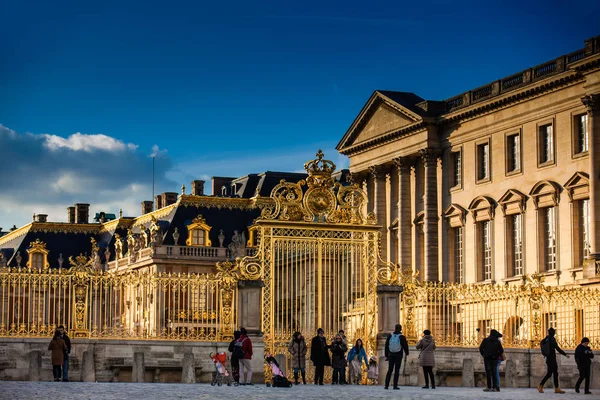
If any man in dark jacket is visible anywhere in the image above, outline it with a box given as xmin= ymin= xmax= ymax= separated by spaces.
xmin=574 ymin=337 xmax=594 ymax=394
xmin=479 ymin=329 xmax=504 ymax=392
xmin=384 ymin=323 xmax=409 ymax=390
xmin=537 ymin=327 xmax=570 ymax=393
xmin=57 ymin=325 xmax=71 ymax=382
xmin=310 ymin=328 xmax=330 ymax=385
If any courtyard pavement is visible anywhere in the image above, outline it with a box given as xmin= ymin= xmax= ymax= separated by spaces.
xmin=0 ymin=382 xmax=594 ymax=400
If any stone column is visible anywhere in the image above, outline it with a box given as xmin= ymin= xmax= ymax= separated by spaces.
xmin=582 ymin=94 xmax=600 ymax=277
xmin=370 ymin=165 xmax=387 ymax=260
xmin=28 ymin=350 xmax=41 ymax=381
xmin=385 ymin=172 xmax=392 ymax=262
xmin=181 ymin=352 xmax=195 ymax=383
xmin=376 ymin=285 xmax=403 ymax=337
xmin=420 ymin=149 xmax=441 ymax=282
xmin=238 ymin=280 xmax=264 ymax=334
xmin=81 ymin=349 xmax=96 ymax=382
xmin=132 ymin=352 xmax=145 ymax=383
xmin=394 ymin=157 xmax=412 ymax=268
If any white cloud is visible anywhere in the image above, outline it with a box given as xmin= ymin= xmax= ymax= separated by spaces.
xmin=43 ymin=132 xmax=138 ymax=153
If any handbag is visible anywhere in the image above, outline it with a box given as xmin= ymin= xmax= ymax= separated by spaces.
xmin=500 ymin=352 xmax=506 ymax=361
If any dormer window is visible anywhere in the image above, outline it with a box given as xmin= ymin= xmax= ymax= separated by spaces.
xmin=186 ymin=215 xmax=212 ymax=247
xmin=27 ymin=239 xmax=49 ymax=270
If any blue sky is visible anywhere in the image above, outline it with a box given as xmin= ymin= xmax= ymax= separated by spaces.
xmin=0 ymin=0 xmax=598 ymax=227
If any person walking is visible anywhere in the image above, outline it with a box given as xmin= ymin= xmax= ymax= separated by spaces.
xmin=495 ymin=340 xmax=506 ymax=392
xmin=228 ymin=330 xmax=241 ymax=384
xmin=310 ymin=328 xmax=330 ymax=385
xmin=236 ymin=327 xmax=253 ymax=385
xmin=330 ymin=334 xmax=348 ymax=384
xmin=574 ymin=337 xmax=594 ymax=395
xmin=288 ymin=331 xmax=307 ymax=385
xmin=347 ymin=338 xmax=369 ymax=384
xmin=384 ymin=323 xmax=409 ymax=390
xmin=479 ymin=329 xmax=503 ymax=392
xmin=416 ymin=329 xmax=436 ymax=389
xmin=48 ymin=330 xmax=66 ymax=382
xmin=57 ymin=325 xmax=71 ymax=382
xmin=537 ymin=327 xmax=570 ymax=394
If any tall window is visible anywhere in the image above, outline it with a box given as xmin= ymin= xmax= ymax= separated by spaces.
xmin=454 ymin=226 xmax=464 ymax=283
xmin=479 ymin=220 xmax=492 ymax=281
xmin=580 ymin=199 xmax=591 ymax=260
xmin=507 ymin=214 xmax=523 ymax=276
xmin=477 ymin=143 xmax=490 ymax=181
xmin=451 ymin=151 xmax=461 ymax=188
xmin=543 ymin=207 xmax=557 ymax=271
xmin=539 ymin=124 xmax=554 ymax=164
xmin=543 ymin=312 xmax=557 ymax=334
xmin=507 ymin=133 xmax=521 ymax=173
xmin=574 ymin=114 xmax=588 ymax=154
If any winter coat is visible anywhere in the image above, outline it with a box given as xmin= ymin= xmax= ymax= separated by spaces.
xmin=541 ymin=334 xmax=566 ymax=361
xmin=479 ymin=335 xmax=504 ymax=360
xmin=237 ymin=335 xmax=253 ymax=360
xmin=48 ymin=338 xmax=66 ymax=366
xmin=330 ymin=340 xmax=347 ymax=369
xmin=310 ymin=335 xmax=331 ymax=367
xmin=347 ymin=346 xmax=368 ymax=367
xmin=384 ymin=330 xmax=409 ymax=358
xmin=575 ymin=344 xmax=594 ymax=369
xmin=288 ymin=338 xmax=307 ymax=369
xmin=416 ymin=335 xmax=436 ymax=367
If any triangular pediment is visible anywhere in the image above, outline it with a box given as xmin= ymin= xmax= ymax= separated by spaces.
xmin=498 ymin=189 xmax=527 ymax=215
xmin=337 ymin=91 xmax=424 ymax=153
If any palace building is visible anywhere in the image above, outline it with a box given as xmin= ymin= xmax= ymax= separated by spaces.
xmin=337 ymin=35 xmax=600 ymax=288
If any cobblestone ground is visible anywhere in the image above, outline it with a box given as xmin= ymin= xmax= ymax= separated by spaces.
xmin=0 ymin=382 xmax=592 ymax=400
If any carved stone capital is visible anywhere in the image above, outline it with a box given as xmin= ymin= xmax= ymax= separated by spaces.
xmin=348 ymin=171 xmax=367 ymax=185
xmin=393 ymin=157 xmax=411 ymax=173
xmin=582 ymin=94 xmax=600 ymax=114
xmin=369 ymin=165 xmax=384 ymax=179
xmin=418 ymin=148 xmax=442 ymax=166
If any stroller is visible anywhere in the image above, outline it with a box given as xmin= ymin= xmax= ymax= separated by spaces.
xmin=210 ymin=352 xmax=236 ymax=386
xmin=265 ymin=353 xmax=293 ymax=388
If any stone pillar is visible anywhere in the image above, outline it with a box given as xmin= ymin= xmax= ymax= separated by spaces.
xmin=582 ymin=94 xmax=600 ymax=277
xmin=181 ymin=352 xmax=195 ymax=383
xmin=238 ymin=280 xmax=263 ymax=334
xmin=370 ymin=165 xmax=387 ymax=260
xmin=394 ymin=157 xmax=412 ymax=268
xmin=132 ymin=352 xmax=145 ymax=383
xmin=385 ymin=172 xmax=392 ymax=262
xmin=81 ymin=350 xmax=96 ymax=382
xmin=505 ymin=358 xmax=517 ymax=387
xmin=28 ymin=350 xmax=41 ymax=381
xmin=377 ymin=285 xmax=403 ymax=338
xmin=420 ymin=149 xmax=440 ymax=282
xmin=591 ymin=359 xmax=600 ymax=389
xmin=462 ymin=358 xmax=475 ymax=387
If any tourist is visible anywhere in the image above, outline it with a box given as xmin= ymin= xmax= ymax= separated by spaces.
xmin=416 ymin=329 xmax=436 ymax=389
xmin=288 ymin=331 xmax=307 ymax=385
xmin=330 ymin=334 xmax=348 ymax=384
xmin=347 ymin=338 xmax=368 ymax=384
xmin=537 ymin=327 xmax=570 ymax=394
xmin=310 ymin=328 xmax=330 ymax=385
xmin=495 ymin=338 xmax=506 ymax=392
xmin=384 ymin=323 xmax=409 ymax=390
xmin=338 ymin=329 xmax=348 ymax=384
xmin=367 ymin=356 xmax=379 ymax=385
xmin=574 ymin=337 xmax=593 ymax=394
xmin=57 ymin=325 xmax=71 ymax=382
xmin=236 ymin=327 xmax=253 ymax=385
xmin=48 ymin=329 xmax=66 ymax=382
xmin=228 ymin=330 xmax=241 ymax=384
xmin=479 ymin=329 xmax=503 ymax=392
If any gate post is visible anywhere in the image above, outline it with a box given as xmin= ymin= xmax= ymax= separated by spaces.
xmin=377 ymin=285 xmax=403 ymax=337
xmin=238 ymin=280 xmax=263 ymax=335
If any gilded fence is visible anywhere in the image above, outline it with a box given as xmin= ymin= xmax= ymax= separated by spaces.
xmin=400 ymin=272 xmax=600 ymax=349
xmin=0 ymin=255 xmax=238 ymax=341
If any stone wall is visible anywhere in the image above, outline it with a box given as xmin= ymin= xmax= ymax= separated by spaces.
xmin=0 ymin=337 xmax=265 ymax=383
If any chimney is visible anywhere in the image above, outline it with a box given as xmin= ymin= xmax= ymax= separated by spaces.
xmin=161 ymin=192 xmax=178 ymax=206
xmin=191 ymin=180 xmax=205 ymax=196
xmin=35 ymin=214 xmax=48 ymax=223
xmin=75 ymin=203 xmax=90 ymax=224
xmin=154 ymin=195 xmax=164 ymax=210
xmin=212 ymin=177 xmax=235 ymax=196
xmin=141 ymin=201 xmax=153 ymax=215
xmin=67 ymin=207 xmax=76 ymax=224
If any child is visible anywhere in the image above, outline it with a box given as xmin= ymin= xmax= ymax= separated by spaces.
xmin=367 ymin=356 xmax=379 ymax=385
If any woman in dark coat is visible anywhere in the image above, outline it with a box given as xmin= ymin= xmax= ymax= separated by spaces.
xmin=228 ymin=330 xmax=241 ymax=383
xmin=48 ymin=330 xmax=66 ymax=382
xmin=310 ymin=328 xmax=330 ymax=385
xmin=330 ymin=333 xmax=348 ymax=384
xmin=288 ymin=331 xmax=307 ymax=384
xmin=416 ymin=329 xmax=437 ymax=389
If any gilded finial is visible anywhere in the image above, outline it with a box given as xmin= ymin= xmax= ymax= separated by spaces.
xmin=119 ymin=209 xmax=123 ymax=218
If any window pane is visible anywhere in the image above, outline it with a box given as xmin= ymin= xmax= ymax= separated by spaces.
xmin=452 ymin=152 xmax=461 ymax=187
xmin=577 ymin=114 xmax=588 ymax=153
xmin=454 ymin=227 xmax=463 ymax=283
xmin=478 ymin=143 xmax=489 ymax=180
xmin=513 ymin=214 xmax=523 ymax=276
xmin=582 ymin=199 xmax=590 ymax=259
xmin=544 ymin=207 xmax=556 ymax=271
xmin=540 ymin=124 xmax=553 ymax=163
xmin=482 ymin=221 xmax=492 ymax=280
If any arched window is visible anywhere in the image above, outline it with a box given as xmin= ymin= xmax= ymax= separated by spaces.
xmin=185 ymin=215 xmax=212 ymax=247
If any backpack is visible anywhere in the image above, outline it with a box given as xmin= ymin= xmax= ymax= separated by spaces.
xmin=540 ymin=337 xmax=550 ymax=357
xmin=234 ymin=338 xmax=247 ymax=359
xmin=389 ymin=333 xmax=402 ymax=353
